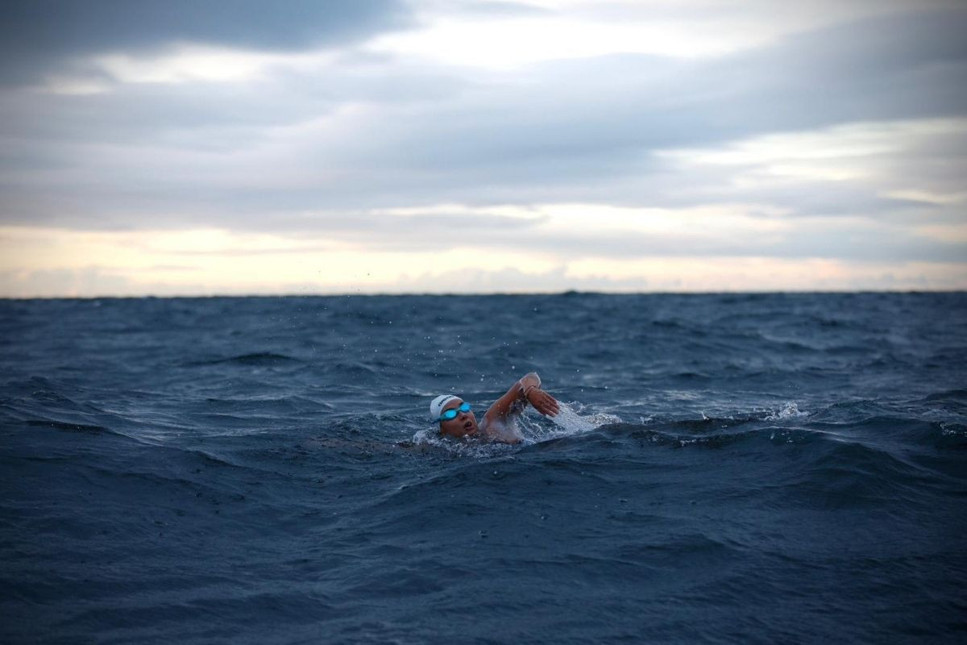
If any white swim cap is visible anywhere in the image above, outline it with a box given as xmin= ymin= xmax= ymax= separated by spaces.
xmin=430 ymin=394 xmax=460 ymax=420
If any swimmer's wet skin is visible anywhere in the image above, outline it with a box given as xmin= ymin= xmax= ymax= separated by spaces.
xmin=430 ymin=372 xmax=561 ymax=444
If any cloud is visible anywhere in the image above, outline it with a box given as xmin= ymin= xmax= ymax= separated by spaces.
xmin=0 ymin=1 xmax=965 ymax=295
xmin=0 ymin=0 xmax=412 ymax=84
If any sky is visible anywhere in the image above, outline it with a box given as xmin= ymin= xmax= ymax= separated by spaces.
xmin=1 ymin=0 xmax=966 ymax=297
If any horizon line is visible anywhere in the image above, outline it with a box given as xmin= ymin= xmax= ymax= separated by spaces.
xmin=2 ymin=288 xmax=965 ymax=301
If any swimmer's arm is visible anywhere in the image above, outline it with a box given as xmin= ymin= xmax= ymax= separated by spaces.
xmin=482 ymin=374 xmax=532 ymax=424
xmin=483 ymin=372 xmax=560 ymax=426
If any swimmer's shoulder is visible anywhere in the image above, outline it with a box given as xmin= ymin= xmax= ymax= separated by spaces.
xmin=479 ymin=417 xmax=523 ymax=444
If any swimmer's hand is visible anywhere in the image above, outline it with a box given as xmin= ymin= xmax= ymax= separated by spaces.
xmin=518 ymin=372 xmax=559 ymax=417
xmin=526 ymin=387 xmax=560 ymax=417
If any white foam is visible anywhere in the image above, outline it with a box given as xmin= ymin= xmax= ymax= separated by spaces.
xmin=765 ymin=402 xmax=808 ymax=421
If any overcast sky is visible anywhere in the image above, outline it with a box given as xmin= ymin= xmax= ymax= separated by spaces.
xmin=1 ymin=0 xmax=965 ymax=296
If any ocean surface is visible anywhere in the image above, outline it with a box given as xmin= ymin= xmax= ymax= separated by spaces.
xmin=1 ymin=292 xmax=965 ymax=644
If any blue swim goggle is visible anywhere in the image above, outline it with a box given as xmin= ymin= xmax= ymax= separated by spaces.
xmin=438 ymin=402 xmax=471 ymax=422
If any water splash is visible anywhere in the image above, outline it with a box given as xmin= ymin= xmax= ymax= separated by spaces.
xmin=765 ymin=402 xmax=808 ymax=421
xmin=521 ymin=402 xmax=621 ymax=443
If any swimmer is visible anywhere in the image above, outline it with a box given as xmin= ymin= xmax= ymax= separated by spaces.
xmin=429 ymin=372 xmax=560 ymax=444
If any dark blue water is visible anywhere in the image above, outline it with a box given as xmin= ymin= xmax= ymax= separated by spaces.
xmin=2 ymin=293 xmax=966 ymax=643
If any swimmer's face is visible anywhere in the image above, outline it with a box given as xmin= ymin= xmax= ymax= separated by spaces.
xmin=439 ymin=398 xmax=478 ymax=439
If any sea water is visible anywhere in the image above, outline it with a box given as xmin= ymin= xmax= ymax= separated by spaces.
xmin=1 ymin=293 xmax=965 ymax=643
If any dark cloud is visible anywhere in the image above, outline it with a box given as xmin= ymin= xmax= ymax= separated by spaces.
xmin=0 ymin=0 xmax=412 ymax=84
xmin=6 ymin=6 xmax=965 ymax=154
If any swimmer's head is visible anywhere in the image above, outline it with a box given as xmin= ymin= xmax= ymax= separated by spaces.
xmin=430 ymin=394 xmax=478 ymax=438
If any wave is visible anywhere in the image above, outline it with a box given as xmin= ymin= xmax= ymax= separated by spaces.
xmin=185 ymin=352 xmax=302 ymax=367
xmin=402 ymin=397 xmax=966 ymax=506
xmin=2 ymin=377 xmax=135 ymax=440
xmin=925 ymin=388 xmax=967 ymax=402
xmin=25 ymin=419 xmax=112 ymax=434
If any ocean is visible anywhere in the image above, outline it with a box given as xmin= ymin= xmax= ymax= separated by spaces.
xmin=1 ymin=292 xmax=965 ymax=643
